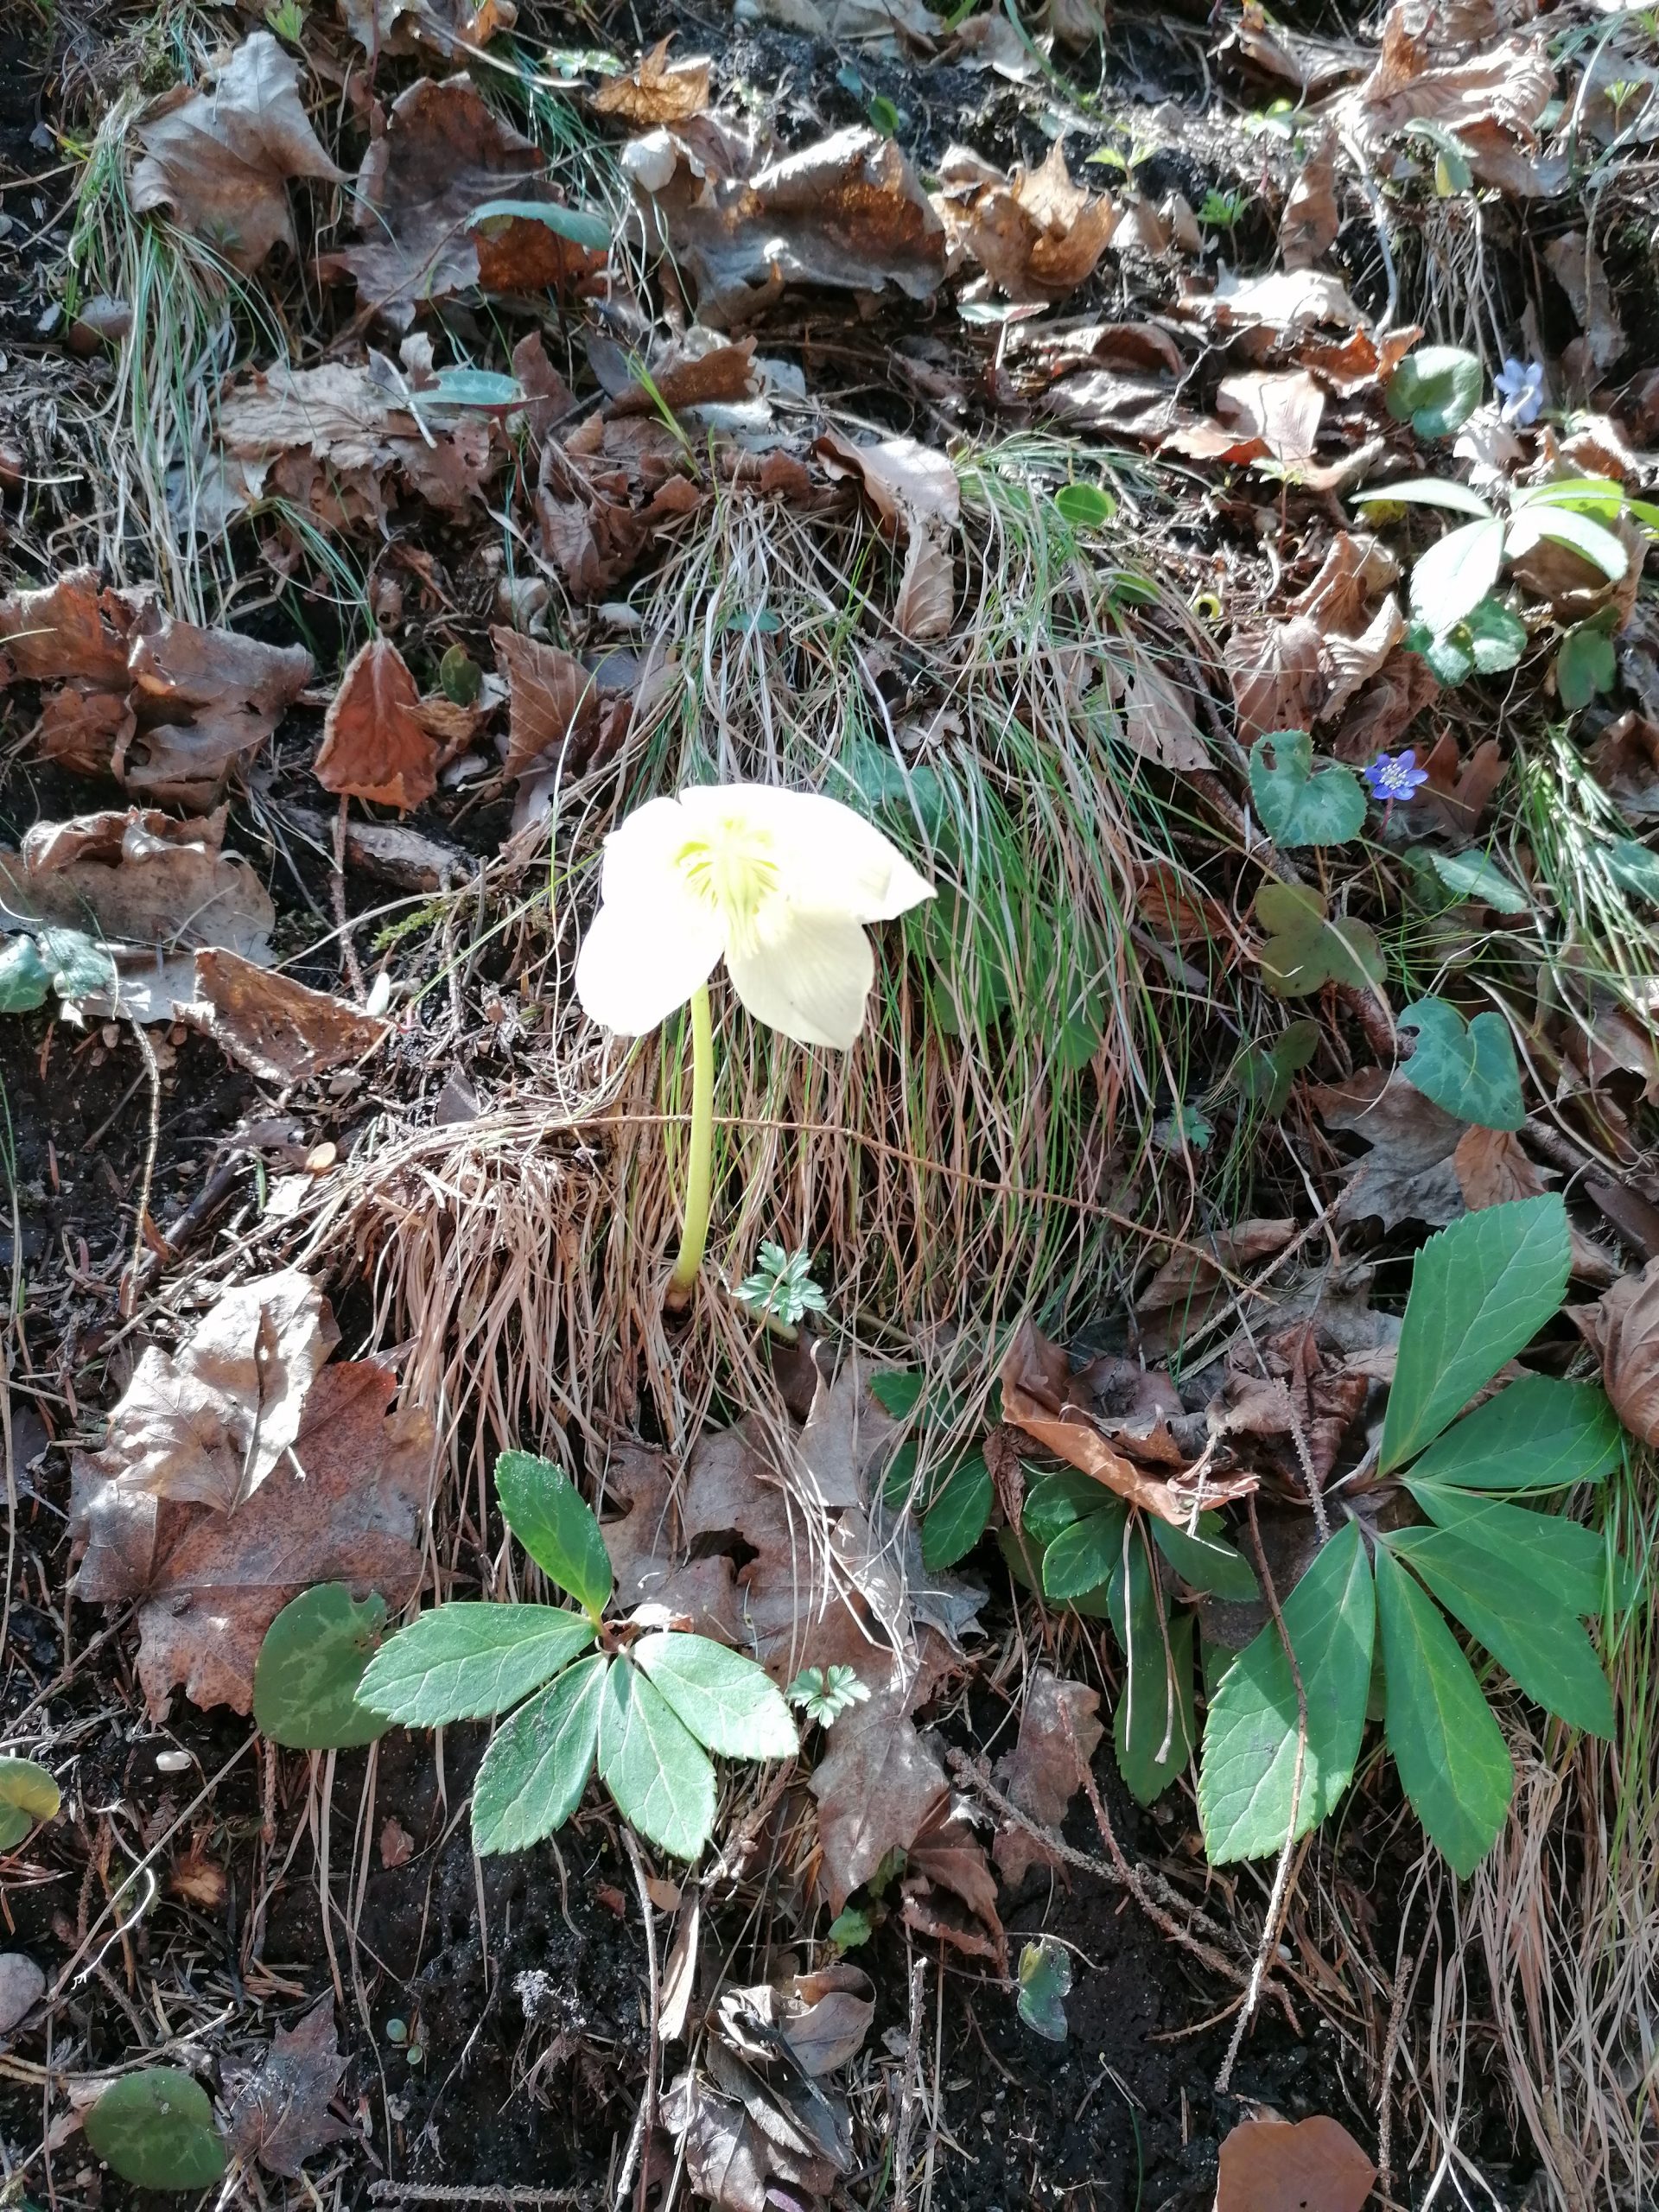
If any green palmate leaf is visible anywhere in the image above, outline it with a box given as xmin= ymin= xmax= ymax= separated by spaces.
xmin=1605 ymin=838 xmax=1659 ymax=904
xmin=1249 ymin=730 xmax=1368 ymax=848
xmin=632 ymin=1632 xmax=798 ymax=1759
xmin=1355 ymin=476 xmax=1493 ymax=517
xmin=1255 ymin=883 xmax=1386 ymax=997
xmin=1042 ymin=1503 xmax=1127 ymax=1601
xmin=0 ymin=1755 xmax=60 ymax=1849
xmin=1406 ymin=1374 xmax=1621 ymax=1491
xmin=1411 ymin=845 xmax=1530 ymax=915
xmin=86 ymin=2070 xmax=226 ymax=2192
xmin=599 ymin=1656 xmax=717 ymax=1859
xmin=1373 ymin=1543 xmax=1512 ymax=1877
xmin=0 ymin=937 xmax=49 ymax=1014
xmin=1409 ymin=516 xmax=1507 ymax=632
xmin=358 ymin=1603 xmax=595 ymax=1726
xmin=1556 ymin=621 xmax=1618 ymax=710
xmin=1198 ymin=1520 xmax=1376 ymax=1863
xmin=921 ymin=1452 xmax=994 ymax=1569
xmin=467 ymin=197 xmax=611 ymax=251
xmin=1403 ymin=1484 xmax=1630 ymax=1616
xmin=1397 ymin=998 xmax=1524 ymax=1130
xmin=1232 ymin=1018 xmax=1320 ymax=1116
xmin=1379 ymin=1197 xmax=1571 ymax=1473
xmin=1053 ymin=482 xmax=1116 ymax=528
xmin=1152 ymin=1516 xmax=1259 ymax=1600
xmin=495 ymin=1451 xmax=613 ymax=1618
xmin=1384 ymin=1529 xmax=1614 ymax=1737
xmin=1111 ymin=1532 xmax=1195 ymax=1804
xmin=1016 ymin=1938 xmax=1072 ymax=2042
xmin=1384 ymin=347 xmax=1484 ymax=437
xmin=1504 ymin=503 xmax=1628 ymax=581
xmin=253 ymin=1585 xmax=389 ymax=1750
xmin=471 ymin=1651 xmax=607 ymax=1854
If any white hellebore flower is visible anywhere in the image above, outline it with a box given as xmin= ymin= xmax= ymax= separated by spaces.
xmin=575 ymin=783 xmax=935 ymax=1051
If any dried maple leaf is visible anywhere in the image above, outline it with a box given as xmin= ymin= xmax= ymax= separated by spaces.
xmin=182 ymin=949 xmax=390 ymax=1085
xmin=315 ymin=639 xmax=440 ymax=811
xmin=936 ymin=141 xmax=1118 ymax=303
xmin=1216 ymin=2113 xmax=1376 ymax=2212
xmin=992 ymin=1668 xmax=1103 ymax=1884
xmin=1215 ymin=371 xmax=1325 ymax=467
xmin=904 ymin=1794 xmax=1004 ymax=1966
xmin=130 ymin=35 xmax=344 ymax=273
xmin=1574 ymin=1259 xmax=1659 ymax=1446
xmin=1309 ymin=1066 xmax=1464 ymax=1228
xmin=590 ymin=39 xmax=711 ymax=124
xmin=491 ymin=627 xmax=601 ymax=779
xmin=226 ymin=2003 xmax=353 ymax=2177
xmin=73 ymin=1357 xmax=429 ymax=1718
xmin=1228 ymin=617 xmax=1325 ymax=745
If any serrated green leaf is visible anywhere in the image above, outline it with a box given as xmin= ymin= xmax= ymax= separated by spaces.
xmin=1410 ymin=517 xmax=1506 ymax=631
xmin=1411 ymin=846 xmax=1530 ymax=914
xmin=1356 ymin=475 xmax=1494 ymax=516
xmin=1383 ymin=348 xmax=1484 ymax=437
xmin=1505 ymin=503 xmax=1627 ymax=580
xmin=1042 ymin=1503 xmax=1128 ymax=1601
xmin=358 ymin=1603 xmax=595 ymax=1726
xmin=921 ymin=1452 xmax=993 ymax=1569
xmin=632 ymin=1631 xmax=798 ymax=1759
xmin=1249 ymin=730 xmax=1368 ymax=848
xmin=86 ymin=2070 xmax=226 ymax=2192
xmin=1053 ymin=482 xmax=1116 ymax=528
xmin=599 ymin=1657 xmax=716 ymax=1859
xmin=1152 ymin=1516 xmax=1259 ymax=1599
xmin=0 ymin=1755 xmax=60 ymax=1849
xmin=253 ymin=1584 xmax=389 ymax=1749
xmin=1198 ymin=1520 xmax=1375 ymax=1863
xmin=1255 ymin=882 xmax=1386 ymax=997
xmin=467 ymin=197 xmax=611 ymax=251
xmin=0 ymin=937 xmax=49 ymax=1014
xmin=1406 ymin=1375 xmax=1621 ymax=1491
xmin=1016 ymin=1938 xmax=1072 ymax=2041
xmin=471 ymin=1651 xmax=607 ymax=1854
xmin=1373 ymin=1542 xmax=1512 ymax=1877
xmin=1397 ymin=998 xmax=1524 ymax=1130
xmin=1556 ymin=622 xmax=1618 ymax=710
xmin=1402 ymin=1484 xmax=1629 ymax=1616
xmin=1384 ymin=1528 xmax=1614 ymax=1736
xmin=1112 ymin=1532 xmax=1194 ymax=1804
xmin=1379 ymin=1197 xmax=1571 ymax=1472
xmin=496 ymin=1451 xmax=613 ymax=1618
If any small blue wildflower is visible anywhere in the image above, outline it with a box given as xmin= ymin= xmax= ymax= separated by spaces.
xmin=1363 ymin=750 xmax=1430 ymax=804
xmin=1494 ymin=356 xmax=1546 ymax=428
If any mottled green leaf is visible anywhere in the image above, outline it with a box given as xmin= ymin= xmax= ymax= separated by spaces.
xmin=254 ymin=1584 xmax=389 ymax=1749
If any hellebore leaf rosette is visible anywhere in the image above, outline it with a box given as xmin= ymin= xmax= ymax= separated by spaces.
xmin=575 ymin=783 xmax=936 ymax=1051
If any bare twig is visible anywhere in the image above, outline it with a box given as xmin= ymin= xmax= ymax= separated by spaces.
xmin=615 ymin=1828 xmax=660 ymax=2212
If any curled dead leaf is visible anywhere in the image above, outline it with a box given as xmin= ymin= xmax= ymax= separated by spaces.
xmin=182 ymin=950 xmax=390 ymax=1086
xmin=590 ymin=40 xmax=711 ymax=124
xmin=936 ymin=141 xmax=1119 ymax=303
xmin=315 ymin=638 xmax=440 ymax=811
xmin=226 ymin=2004 xmax=353 ymax=2178
xmin=991 ymin=1669 xmax=1103 ymax=1884
xmin=1576 ymin=1258 xmax=1659 ymax=1446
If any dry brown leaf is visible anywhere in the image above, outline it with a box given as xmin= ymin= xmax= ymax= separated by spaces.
xmin=1121 ymin=657 xmax=1207 ymax=772
xmin=491 ymin=626 xmax=601 ymax=779
xmin=1322 ymin=597 xmax=1407 ymax=723
xmin=1300 ymin=324 xmax=1422 ymax=396
xmin=1216 ymin=2113 xmax=1376 ymax=2212
xmin=1139 ymin=1220 xmax=1298 ymax=1311
xmin=1216 ymin=1319 xmax=1377 ymax=1488
xmin=810 ymin=1696 xmax=948 ymax=1912
xmin=601 ymin=333 xmax=756 ymax=418
xmin=336 ymin=0 xmax=516 ymax=56
xmin=638 ymin=123 xmax=946 ymax=321
xmin=936 ymin=140 xmax=1117 ymax=302
xmin=226 ymin=2004 xmax=353 ymax=2178
xmin=323 ymin=77 xmax=602 ymax=329
xmin=992 ymin=1668 xmax=1102 ymax=1884
xmin=1289 ymin=533 xmax=1399 ymax=631
xmin=0 ymin=569 xmax=135 ymax=689
xmin=182 ymin=949 xmax=390 ymax=1085
xmin=122 ymin=609 xmax=309 ymax=809
xmin=1576 ymin=1259 xmax=1659 ymax=1446
xmin=1215 ymin=370 xmax=1325 ymax=466
xmin=1001 ymin=1320 xmax=1256 ymax=1525
xmin=78 ymin=1269 xmax=334 ymax=1513
xmin=1280 ymin=130 xmax=1341 ymax=269
xmin=379 ymin=1816 xmax=414 ymax=1868
xmin=1228 ymin=617 xmax=1325 ymax=745
xmin=130 ymin=35 xmax=344 ymax=274
xmin=590 ymin=40 xmax=710 ymax=124
xmin=1545 ymin=231 xmax=1624 ymax=377
xmin=816 ymin=432 xmax=958 ymax=644
xmin=1310 ymin=1066 xmax=1465 ymax=1228
xmin=1406 ymin=730 xmax=1508 ymax=836
xmin=1227 ymin=2 xmax=1369 ymax=93
xmin=315 ymin=639 xmax=439 ymax=811
xmin=169 ymin=1845 xmax=226 ymax=1909
xmin=73 ymin=1357 xmax=429 ymax=1718
xmin=1454 ymin=1124 xmax=1544 ymax=1210
xmin=1187 ymin=266 xmax=1358 ymax=330
xmin=715 ymin=1965 xmax=875 ymax=2076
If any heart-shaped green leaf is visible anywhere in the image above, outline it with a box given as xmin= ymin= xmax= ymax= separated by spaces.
xmin=1053 ymin=482 xmax=1116 ymax=528
xmin=1249 ymin=731 xmax=1368 ymax=848
xmin=1016 ymin=1938 xmax=1072 ymax=2041
xmin=1255 ymin=883 xmax=1385 ymax=997
xmin=1397 ymin=997 xmax=1524 ymax=1129
xmin=1555 ymin=621 xmax=1618 ymax=709
xmin=253 ymin=1585 xmax=389 ymax=1750
xmin=86 ymin=2069 xmax=226 ymax=2192
xmin=496 ymin=1451 xmax=613 ymax=1618
xmin=0 ymin=1756 xmax=60 ymax=1849
xmin=1231 ymin=1018 xmax=1320 ymax=1115
xmin=1384 ymin=346 xmax=1484 ymax=437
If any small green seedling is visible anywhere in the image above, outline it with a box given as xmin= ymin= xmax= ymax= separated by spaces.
xmin=86 ymin=2069 xmax=226 ymax=2191
xmin=736 ymin=1242 xmax=829 ymax=1330
xmin=1017 ymin=1939 xmax=1072 ymax=2041
xmin=355 ymin=1452 xmax=798 ymax=1860
xmin=0 ymin=1756 xmax=60 ymax=1849
xmin=1198 ymin=187 xmax=1248 ymax=230
xmin=1052 ymin=482 xmax=1117 ymax=530
xmin=787 ymin=1665 xmax=870 ymax=1726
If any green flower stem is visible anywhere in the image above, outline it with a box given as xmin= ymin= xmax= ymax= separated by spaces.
xmin=667 ymin=982 xmax=715 ymax=1306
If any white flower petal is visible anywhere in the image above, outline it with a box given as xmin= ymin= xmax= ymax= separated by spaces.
xmin=724 ymin=906 xmax=874 ymax=1050
xmin=574 ymin=889 xmax=721 ymax=1036
xmin=598 ymin=793 xmax=693 ymax=903
xmin=677 ymin=783 xmax=934 ymax=924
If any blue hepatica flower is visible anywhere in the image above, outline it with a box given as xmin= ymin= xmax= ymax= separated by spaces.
xmin=1363 ymin=750 xmax=1431 ymax=804
xmin=1494 ymin=356 xmax=1546 ymax=427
